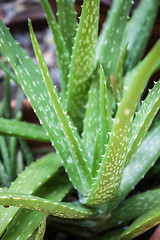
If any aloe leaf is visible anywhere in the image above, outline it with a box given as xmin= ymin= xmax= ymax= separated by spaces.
xmin=0 ymin=60 xmax=20 ymax=86
xmin=0 ymin=159 xmax=10 ymax=187
xmin=104 ymin=189 xmax=160 ymax=230
xmin=102 ymin=122 xmax=160 ymax=219
xmin=120 ymin=205 xmax=160 ymax=240
xmin=84 ymin=40 xmax=160 ymax=205
xmin=117 ymin=44 xmax=128 ymax=98
xmin=92 ymin=66 xmax=112 ymax=177
xmin=9 ymin=136 xmax=17 ymax=181
xmin=56 ymin=0 xmax=77 ymax=55
xmin=40 ymin=0 xmax=70 ymax=100
xmin=0 ymin=118 xmax=49 ymax=142
xmin=0 ymin=19 xmax=91 ymax=195
xmin=125 ymin=80 xmax=160 ymax=166
xmin=0 ymin=136 xmax=11 ymax=179
xmin=98 ymin=0 xmax=133 ymax=80
xmin=19 ymin=138 xmax=34 ymax=165
xmin=0 ymin=152 xmax=62 ymax=237
xmin=66 ymin=0 xmax=100 ymax=131
xmin=29 ymin=19 xmax=92 ymax=194
xmin=123 ymin=0 xmax=160 ymax=72
xmin=34 ymin=214 xmax=46 ymax=240
xmin=99 ymin=65 xmax=112 ymax=157
xmin=2 ymin=173 xmax=72 ymax=240
xmin=0 ymin=188 xmax=96 ymax=219
xmin=96 ymin=0 xmax=119 ymax=58
xmin=82 ymin=67 xmax=100 ymax=166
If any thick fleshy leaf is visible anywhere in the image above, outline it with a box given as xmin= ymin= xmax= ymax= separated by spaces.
xmin=2 ymin=173 xmax=72 ymax=240
xmin=99 ymin=65 xmax=112 ymax=157
xmin=98 ymin=0 xmax=133 ymax=80
xmin=0 ymin=118 xmax=49 ymax=142
xmin=29 ymin=20 xmax=92 ymax=194
xmin=103 ymin=122 xmax=160 ymax=218
xmin=125 ymin=80 xmax=160 ymax=165
xmin=66 ymin=0 xmax=100 ymax=131
xmin=123 ymin=0 xmax=160 ymax=72
xmin=84 ymin=40 xmax=160 ymax=205
xmin=103 ymin=189 xmax=160 ymax=230
xmin=120 ymin=205 xmax=160 ymax=240
xmin=34 ymin=214 xmax=46 ymax=240
xmin=0 ymin=189 xmax=97 ymax=219
xmin=56 ymin=0 xmax=77 ymax=55
xmin=40 ymin=0 xmax=70 ymax=100
xmin=82 ymin=66 xmax=100 ymax=167
xmin=0 ymin=19 xmax=92 ymax=195
xmin=0 ymin=152 xmax=62 ymax=237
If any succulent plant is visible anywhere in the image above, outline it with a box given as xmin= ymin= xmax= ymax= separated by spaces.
xmin=0 ymin=0 xmax=160 ymax=239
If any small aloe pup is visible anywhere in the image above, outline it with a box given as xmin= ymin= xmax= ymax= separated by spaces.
xmin=0 ymin=0 xmax=160 ymax=239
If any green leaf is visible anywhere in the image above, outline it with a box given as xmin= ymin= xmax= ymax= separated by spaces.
xmin=40 ymin=0 xmax=70 ymax=100
xmin=56 ymin=0 xmax=77 ymax=55
xmin=0 ymin=136 xmax=11 ymax=179
xmin=0 ymin=118 xmax=49 ymax=142
xmin=29 ymin=19 xmax=92 ymax=194
xmin=98 ymin=0 xmax=133 ymax=80
xmin=103 ymin=189 xmax=160 ymax=230
xmin=123 ymin=0 xmax=160 ymax=72
xmin=34 ymin=214 xmax=46 ymax=240
xmin=120 ymin=205 xmax=160 ymax=240
xmin=82 ymin=66 xmax=100 ymax=167
xmin=0 ymin=159 xmax=10 ymax=187
xmin=125 ymin=80 xmax=160 ymax=166
xmin=103 ymin=122 xmax=160 ymax=217
xmin=0 ymin=19 xmax=92 ymax=195
xmin=2 ymin=173 xmax=72 ymax=240
xmin=0 ymin=189 xmax=97 ymax=219
xmin=0 ymin=152 xmax=62 ymax=237
xmin=99 ymin=65 xmax=112 ymax=157
xmin=84 ymin=40 xmax=160 ymax=205
xmin=19 ymin=138 xmax=34 ymax=165
xmin=66 ymin=0 xmax=100 ymax=131
xmin=0 ymin=60 xmax=20 ymax=87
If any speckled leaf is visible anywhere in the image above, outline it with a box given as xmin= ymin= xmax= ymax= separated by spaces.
xmin=84 ymin=40 xmax=160 ymax=205
xmin=29 ymin=20 xmax=92 ymax=194
xmin=40 ymin=0 xmax=70 ymax=100
xmin=82 ymin=67 xmax=100 ymax=167
xmin=104 ymin=189 xmax=160 ymax=230
xmin=0 ymin=152 xmax=62 ymax=237
xmin=96 ymin=0 xmax=119 ymax=58
xmin=123 ymin=0 xmax=160 ymax=72
xmin=2 ymin=173 xmax=72 ymax=240
xmin=125 ymin=80 xmax=160 ymax=166
xmin=0 ymin=118 xmax=49 ymax=142
xmin=99 ymin=65 xmax=112 ymax=157
xmin=92 ymin=66 xmax=112 ymax=177
xmin=98 ymin=0 xmax=133 ymax=81
xmin=120 ymin=205 xmax=160 ymax=240
xmin=0 ymin=189 xmax=97 ymax=219
xmin=56 ymin=0 xmax=77 ymax=55
xmin=66 ymin=0 xmax=100 ymax=131
xmin=0 ymin=19 xmax=92 ymax=195
xmin=102 ymin=122 xmax=160 ymax=218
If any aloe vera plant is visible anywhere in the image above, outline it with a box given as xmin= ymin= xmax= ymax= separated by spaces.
xmin=0 ymin=0 xmax=160 ymax=239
